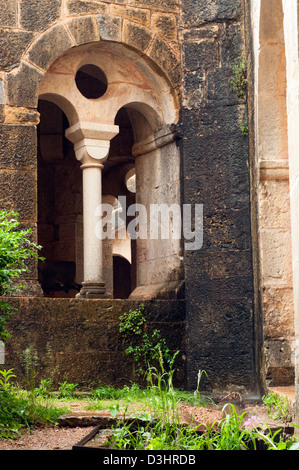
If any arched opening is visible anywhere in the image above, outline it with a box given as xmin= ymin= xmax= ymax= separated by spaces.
xmin=113 ymin=256 xmax=132 ymax=299
xmin=37 ymin=41 xmax=182 ymax=300
xmin=37 ymin=99 xmax=83 ymax=297
xmin=103 ymin=106 xmax=137 ymax=298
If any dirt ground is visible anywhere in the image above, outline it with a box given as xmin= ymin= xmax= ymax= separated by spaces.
xmin=0 ymin=396 xmax=291 ymax=451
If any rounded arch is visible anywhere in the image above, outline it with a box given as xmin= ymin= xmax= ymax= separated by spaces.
xmin=6 ymin=15 xmax=180 ymax=119
xmin=37 ymin=40 xmax=178 ymax=132
xmin=115 ymin=102 xmax=163 ymax=141
xmin=38 ymin=93 xmax=79 ymax=126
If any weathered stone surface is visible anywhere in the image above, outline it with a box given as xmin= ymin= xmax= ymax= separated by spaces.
xmin=206 ymin=66 xmax=240 ymax=106
xmin=0 ymin=170 xmax=37 ymax=220
xmin=0 ymin=124 xmax=37 ymax=170
xmin=182 ymin=0 xmax=242 ymax=27
xmin=110 ymin=5 xmax=150 ymax=26
xmin=0 ymin=77 xmax=4 ymax=122
xmin=4 ymin=106 xmax=40 ymax=125
xmin=183 ymin=39 xmax=219 ymax=71
xmin=27 ymin=24 xmax=74 ymax=71
xmin=67 ymin=16 xmax=100 ymax=45
xmin=0 ymin=0 xmax=17 ymax=27
xmin=263 ymin=287 xmax=295 ymax=340
xmin=97 ymin=14 xmax=122 ymax=42
xmin=122 ymin=19 xmax=153 ymax=52
xmin=128 ymin=0 xmax=179 ymax=12
xmin=6 ymin=61 xmax=44 ymax=107
xmin=265 ymin=340 xmax=295 ymax=386
xmin=5 ymin=298 xmax=186 ymax=387
xmin=67 ymin=0 xmax=109 ymax=16
xmin=148 ymin=36 xmax=181 ymax=87
xmin=220 ymin=22 xmax=245 ymax=66
xmin=19 ymin=0 xmax=62 ymax=32
xmin=183 ymin=24 xmax=219 ymax=42
xmin=152 ymin=13 xmax=177 ymax=41
xmin=0 ymin=29 xmax=33 ymax=71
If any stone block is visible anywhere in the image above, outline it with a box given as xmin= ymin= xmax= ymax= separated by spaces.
xmin=259 ymin=228 xmax=293 ymax=287
xmin=6 ymin=61 xmax=44 ymax=107
xmin=0 ymin=170 xmax=37 ymax=220
xmin=265 ymin=340 xmax=295 ymax=386
xmin=128 ymin=0 xmax=179 ymax=12
xmin=183 ymin=24 xmax=219 ymax=42
xmin=183 ymin=39 xmax=219 ymax=71
xmin=0 ymin=124 xmax=37 ymax=170
xmin=27 ymin=24 xmax=74 ymax=71
xmin=182 ymin=0 xmax=242 ymax=27
xmin=0 ymin=29 xmax=33 ymax=71
xmin=110 ymin=5 xmax=150 ymax=26
xmin=0 ymin=0 xmax=17 ymax=27
xmin=4 ymin=106 xmax=40 ymax=125
xmin=19 ymin=0 xmax=61 ymax=32
xmin=263 ymin=287 xmax=295 ymax=340
xmin=67 ymin=16 xmax=100 ymax=45
xmin=220 ymin=22 xmax=245 ymax=66
xmin=148 ymin=36 xmax=181 ymax=88
xmin=258 ymin=180 xmax=291 ymax=229
xmin=181 ymin=104 xmax=247 ymax=140
xmin=182 ymin=70 xmax=205 ymax=109
xmin=122 ymin=19 xmax=153 ymax=52
xmin=151 ymin=13 xmax=177 ymax=41
xmin=207 ymin=66 xmax=239 ymax=105
xmin=97 ymin=14 xmax=122 ymax=42
xmin=67 ymin=0 xmax=109 ymax=16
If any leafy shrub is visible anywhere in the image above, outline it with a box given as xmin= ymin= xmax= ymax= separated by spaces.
xmin=0 ymin=210 xmax=43 ymax=342
xmin=119 ymin=304 xmax=170 ymax=374
xmin=0 ymin=388 xmax=67 ymax=439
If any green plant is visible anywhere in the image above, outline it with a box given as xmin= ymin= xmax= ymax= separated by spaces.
xmin=0 ymin=210 xmax=44 ymax=342
xmin=0 ymin=385 xmax=68 ymax=439
xmin=58 ymin=381 xmax=78 ymax=399
xmin=0 ymin=368 xmax=16 ymax=391
xmin=21 ymin=345 xmax=39 ymax=391
xmin=230 ymin=56 xmax=248 ymax=100
xmin=35 ymin=379 xmax=53 ymax=398
xmin=119 ymin=304 xmax=170 ymax=374
xmin=241 ymin=121 xmax=249 ymax=136
xmin=262 ymin=392 xmax=292 ymax=422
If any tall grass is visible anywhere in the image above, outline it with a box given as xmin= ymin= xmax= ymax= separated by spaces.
xmin=0 ymin=387 xmax=68 ymax=439
xmin=105 ymin=352 xmax=299 ymax=451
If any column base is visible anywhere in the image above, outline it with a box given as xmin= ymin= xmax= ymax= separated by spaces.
xmin=76 ymin=281 xmax=111 ymax=299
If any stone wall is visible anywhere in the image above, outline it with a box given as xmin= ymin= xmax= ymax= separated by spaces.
xmin=4 ymin=298 xmax=186 ymax=388
xmin=0 ymin=0 xmax=276 ymax=394
xmin=180 ymin=0 xmax=259 ymax=393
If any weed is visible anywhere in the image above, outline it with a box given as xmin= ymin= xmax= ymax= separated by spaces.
xmin=230 ymin=56 xmax=248 ymax=100
xmin=58 ymin=381 xmax=77 ymax=399
xmin=34 ymin=379 xmax=53 ymax=398
xmin=0 ymin=368 xmax=16 ymax=391
xmin=0 ymin=387 xmax=68 ymax=439
xmin=262 ymin=391 xmax=292 ymax=422
xmin=119 ymin=304 xmax=170 ymax=374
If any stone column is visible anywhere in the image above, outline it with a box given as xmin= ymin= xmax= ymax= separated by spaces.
xmin=65 ymin=122 xmax=119 ymax=298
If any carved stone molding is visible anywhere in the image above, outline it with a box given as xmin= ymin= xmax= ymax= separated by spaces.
xmin=259 ymin=159 xmax=289 ymax=181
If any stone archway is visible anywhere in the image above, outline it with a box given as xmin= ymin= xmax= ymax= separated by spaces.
xmin=36 ymin=38 xmax=181 ymax=300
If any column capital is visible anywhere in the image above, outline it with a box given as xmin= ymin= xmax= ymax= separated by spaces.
xmin=65 ymin=121 xmax=119 ymax=163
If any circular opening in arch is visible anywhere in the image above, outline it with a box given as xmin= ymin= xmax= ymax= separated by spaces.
xmin=75 ymin=64 xmax=108 ymax=99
